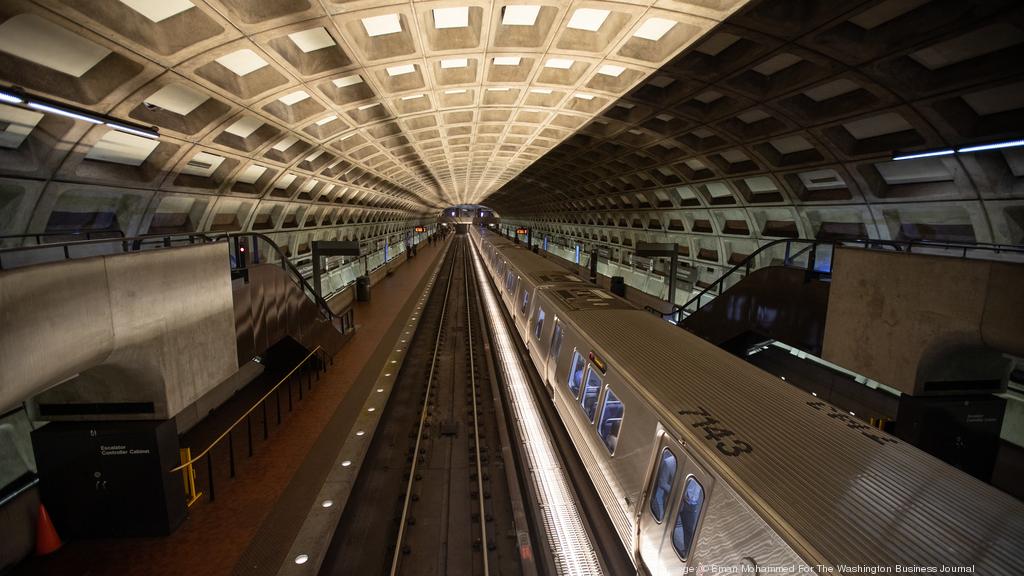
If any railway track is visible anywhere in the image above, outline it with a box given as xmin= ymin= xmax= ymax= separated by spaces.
xmin=320 ymin=238 xmax=520 ymax=576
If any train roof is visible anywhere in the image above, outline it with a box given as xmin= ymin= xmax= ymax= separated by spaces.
xmin=491 ymin=240 xmax=585 ymax=285
xmin=542 ymin=299 xmax=1024 ymax=572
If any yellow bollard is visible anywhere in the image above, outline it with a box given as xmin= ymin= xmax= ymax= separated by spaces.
xmin=179 ymin=447 xmax=203 ymax=507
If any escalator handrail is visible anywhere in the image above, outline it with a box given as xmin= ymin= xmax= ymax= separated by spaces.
xmin=667 ymin=236 xmax=1024 ymax=322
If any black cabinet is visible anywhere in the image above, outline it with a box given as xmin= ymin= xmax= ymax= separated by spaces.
xmin=31 ymin=420 xmax=186 ymax=538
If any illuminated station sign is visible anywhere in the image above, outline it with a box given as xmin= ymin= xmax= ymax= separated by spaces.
xmin=415 ymin=226 xmax=426 ymax=233
xmin=516 ymin=228 xmax=529 ymax=235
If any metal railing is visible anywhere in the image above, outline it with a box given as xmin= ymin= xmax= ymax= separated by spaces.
xmin=663 ymin=237 xmax=1024 ymax=324
xmin=171 ymin=346 xmax=327 ymax=505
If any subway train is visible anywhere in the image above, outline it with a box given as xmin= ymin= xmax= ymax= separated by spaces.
xmin=471 ymin=228 xmax=1024 ymax=575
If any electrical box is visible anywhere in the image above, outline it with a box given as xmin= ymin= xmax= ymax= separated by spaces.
xmin=31 ymin=420 xmax=186 ymax=538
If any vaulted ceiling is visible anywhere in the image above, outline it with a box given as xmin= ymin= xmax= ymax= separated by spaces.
xmin=0 ymin=0 xmax=751 ymax=247
xmin=487 ymin=0 xmax=1024 ymax=269
xmin=0 ymin=0 xmax=1021 ymax=262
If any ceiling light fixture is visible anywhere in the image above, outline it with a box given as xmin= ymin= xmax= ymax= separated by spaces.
xmin=433 ymin=7 xmax=469 ymax=29
xmin=502 ymin=5 xmax=540 ymax=26
xmin=957 ymin=139 xmax=1024 ymax=153
xmin=386 ymin=64 xmax=416 ymax=76
xmin=362 ymin=14 xmax=402 ymax=37
xmin=441 ymin=58 xmax=469 ymax=69
xmin=567 ymin=8 xmax=610 ymax=31
xmin=493 ymin=56 xmax=522 ymax=66
xmin=597 ymin=64 xmax=625 ymax=77
xmin=891 ymin=149 xmax=955 ymax=161
xmin=333 ymin=75 xmax=363 ymax=88
xmin=315 ymin=115 xmax=338 ymax=126
xmin=278 ymin=90 xmax=310 ymax=105
xmin=634 ymin=17 xmax=677 ymax=41
xmin=545 ymin=58 xmax=574 ymax=69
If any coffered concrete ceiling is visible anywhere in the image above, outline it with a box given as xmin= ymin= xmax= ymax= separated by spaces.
xmin=0 ymin=0 xmax=750 ymax=235
xmin=488 ymin=0 xmax=1024 ymax=277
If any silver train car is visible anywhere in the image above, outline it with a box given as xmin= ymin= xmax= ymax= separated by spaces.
xmin=472 ymin=228 xmax=1024 ymax=575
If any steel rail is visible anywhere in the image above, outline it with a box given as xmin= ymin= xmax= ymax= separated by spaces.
xmin=464 ymin=242 xmax=490 ymax=575
xmin=389 ymin=242 xmax=459 ymax=576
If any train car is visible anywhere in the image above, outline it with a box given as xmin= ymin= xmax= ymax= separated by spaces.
xmin=470 ymin=229 xmax=1024 ymax=575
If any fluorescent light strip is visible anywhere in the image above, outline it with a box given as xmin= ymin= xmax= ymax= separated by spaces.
xmin=957 ymin=139 xmax=1024 ymax=153
xmin=106 ymin=121 xmax=159 ymax=139
xmin=27 ymin=101 xmax=103 ymax=124
xmin=470 ymin=241 xmax=603 ymax=576
xmin=0 ymin=89 xmax=24 ymax=104
xmin=891 ymin=149 xmax=954 ymax=161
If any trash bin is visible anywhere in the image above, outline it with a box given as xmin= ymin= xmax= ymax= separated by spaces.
xmin=356 ymin=275 xmax=371 ymax=302
xmin=610 ymin=276 xmax=626 ymax=297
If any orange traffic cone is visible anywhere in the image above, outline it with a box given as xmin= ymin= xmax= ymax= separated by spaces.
xmin=35 ymin=503 xmax=62 ymax=555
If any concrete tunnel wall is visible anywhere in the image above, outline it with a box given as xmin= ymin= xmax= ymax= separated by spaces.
xmin=0 ymin=243 xmax=238 ymax=419
xmin=822 ymin=248 xmax=1024 ymax=396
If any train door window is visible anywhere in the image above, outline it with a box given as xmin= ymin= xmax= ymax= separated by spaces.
xmin=580 ymin=369 xmax=603 ymax=422
xmin=568 ymin=351 xmax=585 ymax=397
xmin=549 ymin=321 xmax=564 ymax=360
xmin=520 ymin=288 xmax=530 ymax=315
xmin=597 ymin=388 xmax=624 ymax=454
xmin=671 ymin=477 xmax=705 ymax=560
xmin=533 ymin=308 xmax=545 ymax=339
xmin=649 ymin=448 xmax=676 ymax=522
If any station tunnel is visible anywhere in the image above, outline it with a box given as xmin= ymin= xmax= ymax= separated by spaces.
xmin=1 ymin=1 xmax=1024 ymax=575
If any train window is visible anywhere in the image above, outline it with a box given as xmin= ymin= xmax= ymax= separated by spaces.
xmin=597 ymin=388 xmax=624 ymax=454
xmin=580 ymin=369 xmax=602 ymax=422
xmin=649 ymin=448 xmax=676 ymax=523
xmin=550 ymin=321 xmax=564 ymax=360
xmin=533 ymin=308 xmax=545 ymax=339
xmin=671 ymin=477 xmax=705 ymax=560
xmin=568 ymin=351 xmax=585 ymax=398
xmin=520 ymin=289 xmax=530 ymax=315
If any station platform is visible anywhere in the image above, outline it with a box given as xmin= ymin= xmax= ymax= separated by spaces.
xmin=19 ymin=237 xmax=452 ymax=576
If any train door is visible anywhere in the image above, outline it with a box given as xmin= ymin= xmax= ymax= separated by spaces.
xmin=636 ymin=430 xmax=714 ymax=575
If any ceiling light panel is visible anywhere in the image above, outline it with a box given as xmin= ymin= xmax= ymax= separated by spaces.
xmin=0 ymin=14 xmax=111 ymax=78
xmin=216 ymin=49 xmax=268 ymax=76
xmin=278 ymin=90 xmax=310 ymax=105
xmin=362 ymin=14 xmax=402 ymax=37
xmin=237 ymin=165 xmax=267 ymax=184
xmin=634 ymin=17 xmax=677 ymax=41
xmin=119 ymin=0 xmax=195 ymax=23
xmin=545 ymin=58 xmax=574 ymax=69
xmin=493 ymin=56 xmax=522 ymax=66
xmin=145 ymin=84 xmax=209 ymax=115
xmin=224 ymin=116 xmax=263 ymax=138
xmin=333 ymin=75 xmax=363 ymax=88
xmin=0 ymin=105 xmax=43 ymax=149
xmin=433 ymin=7 xmax=470 ymax=29
xmin=502 ymin=5 xmax=541 ymax=26
xmin=567 ymin=8 xmax=610 ymax=32
xmin=316 ymin=115 xmax=338 ymax=126
xmin=598 ymin=64 xmax=625 ymax=77
xmin=288 ymin=28 xmax=336 ymax=53
xmin=441 ymin=58 xmax=469 ymax=69
xmin=386 ymin=64 xmax=416 ymax=76
xmin=85 ymin=130 xmax=160 ymax=166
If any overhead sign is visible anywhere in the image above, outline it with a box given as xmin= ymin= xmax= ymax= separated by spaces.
xmin=516 ymin=228 xmax=529 ymax=235
xmin=415 ymin=226 xmax=426 ymax=233
xmin=311 ymin=240 xmax=360 ymax=257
